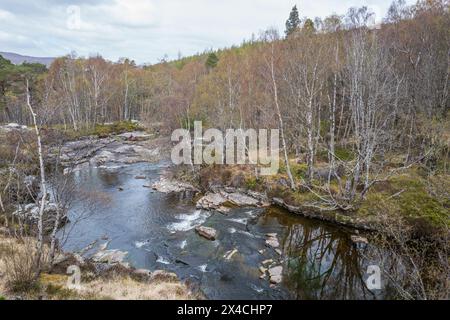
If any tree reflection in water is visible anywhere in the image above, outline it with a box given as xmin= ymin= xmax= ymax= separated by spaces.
xmin=263 ymin=208 xmax=396 ymax=300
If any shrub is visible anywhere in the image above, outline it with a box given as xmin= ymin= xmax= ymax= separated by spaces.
xmin=0 ymin=238 xmax=40 ymax=293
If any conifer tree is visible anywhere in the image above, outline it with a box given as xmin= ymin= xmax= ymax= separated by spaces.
xmin=285 ymin=5 xmax=301 ymax=37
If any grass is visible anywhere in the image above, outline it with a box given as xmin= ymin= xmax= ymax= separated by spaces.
xmin=0 ymin=235 xmax=195 ymax=300
xmin=52 ymin=121 xmax=143 ymax=140
xmin=203 ymin=158 xmax=449 ymax=230
xmin=359 ymin=169 xmax=449 ymax=227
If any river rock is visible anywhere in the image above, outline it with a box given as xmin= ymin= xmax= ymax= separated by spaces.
xmin=196 ymin=189 xmax=262 ymax=211
xmin=73 ymin=253 xmax=86 ymax=266
xmin=265 ymin=234 xmax=280 ymax=249
xmin=152 ymin=178 xmax=199 ymax=194
xmin=195 ymin=226 xmax=217 ymax=241
xmin=270 ymin=276 xmax=282 ymax=284
xmin=196 ymin=192 xmax=228 ymax=210
xmin=225 ymin=192 xmax=260 ymax=207
xmin=350 ymin=235 xmax=369 ymax=244
xmin=268 ymin=266 xmax=283 ymax=284
xmin=92 ymin=249 xmax=128 ymax=264
xmin=223 ymin=248 xmax=238 ymax=260
xmin=216 ymin=206 xmax=231 ymax=214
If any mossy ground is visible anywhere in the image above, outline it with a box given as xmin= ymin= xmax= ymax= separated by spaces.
xmin=52 ymin=121 xmax=143 ymax=140
xmin=185 ymin=158 xmax=449 ymax=230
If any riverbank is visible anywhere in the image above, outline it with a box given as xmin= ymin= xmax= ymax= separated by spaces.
xmin=0 ymin=233 xmax=196 ymax=300
xmin=170 ymin=162 xmax=449 ymax=233
xmin=1 ymin=125 xmax=448 ymax=299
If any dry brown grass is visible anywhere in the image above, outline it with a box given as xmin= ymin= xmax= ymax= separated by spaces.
xmin=0 ymin=235 xmax=43 ymax=293
xmin=0 ymin=235 xmax=195 ymax=300
xmin=78 ymin=276 xmax=194 ymax=300
xmin=38 ymin=272 xmax=194 ymax=300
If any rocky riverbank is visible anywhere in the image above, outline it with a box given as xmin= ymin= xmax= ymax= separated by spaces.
xmin=47 ymin=131 xmax=168 ymax=172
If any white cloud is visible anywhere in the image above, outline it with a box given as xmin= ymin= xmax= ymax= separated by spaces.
xmin=0 ymin=8 xmax=14 ymax=20
xmin=0 ymin=0 xmax=417 ymax=64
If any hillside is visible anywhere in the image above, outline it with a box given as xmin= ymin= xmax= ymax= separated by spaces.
xmin=0 ymin=51 xmax=54 ymax=67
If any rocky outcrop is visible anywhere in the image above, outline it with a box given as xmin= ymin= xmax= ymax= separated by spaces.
xmin=48 ymin=134 xmax=161 ymax=169
xmin=196 ymin=189 xmax=269 ymax=212
xmin=195 ymin=226 xmax=217 ymax=240
xmin=223 ymin=248 xmax=238 ymax=260
xmin=271 ymin=197 xmax=376 ymax=231
xmin=13 ymin=202 xmax=68 ymax=231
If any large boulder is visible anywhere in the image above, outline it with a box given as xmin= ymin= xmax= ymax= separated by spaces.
xmin=196 ymin=189 xmax=264 ymax=211
xmin=152 ymin=178 xmax=199 ymax=194
xmin=195 ymin=226 xmax=217 ymax=241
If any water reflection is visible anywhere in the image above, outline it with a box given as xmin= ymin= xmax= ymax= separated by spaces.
xmin=61 ymin=162 xmax=399 ymax=300
xmin=263 ymin=208 xmax=383 ymax=300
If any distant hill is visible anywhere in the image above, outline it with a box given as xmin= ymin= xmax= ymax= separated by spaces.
xmin=0 ymin=52 xmax=55 ymax=67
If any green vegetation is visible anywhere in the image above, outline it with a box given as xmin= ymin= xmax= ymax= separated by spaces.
xmin=57 ymin=121 xmax=142 ymax=140
xmin=205 ymin=52 xmax=219 ymax=69
xmin=359 ymin=169 xmax=449 ymax=227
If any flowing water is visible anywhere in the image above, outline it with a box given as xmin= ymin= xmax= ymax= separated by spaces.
xmin=60 ymin=161 xmax=397 ymax=300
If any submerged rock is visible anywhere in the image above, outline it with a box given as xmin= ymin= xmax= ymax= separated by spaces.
xmin=195 ymin=226 xmax=217 ymax=241
xmin=196 ymin=193 xmax=228 ymax=210
xmin=223 ymin=248 xmax=238 ymax=260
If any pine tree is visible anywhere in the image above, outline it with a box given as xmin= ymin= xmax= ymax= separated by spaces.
xmin=205 ymin=52 xmax=219 ymax=69
xmin=303 ymin=18 xmax=316 ymax=33
xmin=285 ymin=5 xmax=301 ymax=37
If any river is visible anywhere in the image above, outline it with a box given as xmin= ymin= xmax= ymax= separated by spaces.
xmin=59 ymin=161 xmax=396 ymax=300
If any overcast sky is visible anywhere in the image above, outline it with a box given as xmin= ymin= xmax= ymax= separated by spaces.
xmin=0 ymin=0 xmax=415 ymax=64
